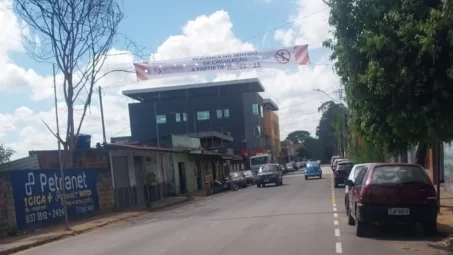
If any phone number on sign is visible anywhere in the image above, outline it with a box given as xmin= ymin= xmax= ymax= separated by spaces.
xmin=25 ymin=209 xmax=65 ymax=224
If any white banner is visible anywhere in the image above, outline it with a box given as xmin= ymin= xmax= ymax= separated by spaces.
xmin=133 ymin=44 xmax=309 ymax=80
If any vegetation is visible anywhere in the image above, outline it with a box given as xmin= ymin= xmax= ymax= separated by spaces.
xmin=0 ymin=144 xmax=14 ymax=165
xmin=14 ymin=0 xmax=126 ymax=167
xmin=324 ymin=0 xmax=453 ymax=165
xmin=317 ymin=101 xmax=348 ymax=161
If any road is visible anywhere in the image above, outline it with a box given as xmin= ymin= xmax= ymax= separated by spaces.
xmin=18 ymin=166 xmax=447 ymax=255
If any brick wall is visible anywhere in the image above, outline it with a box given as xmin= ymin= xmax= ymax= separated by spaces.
xmin=0 ymin=172 xmax=16 ymax=236
xmin=96 ymin=169 xmax=114 ymax=212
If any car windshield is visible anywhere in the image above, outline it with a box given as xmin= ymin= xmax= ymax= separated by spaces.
xmin=250 ymin=156 xmax=268 ymax=165
xmin=229 ymin=172 xmax=241 ymax=178
xmin=371 ymin=166 xmax=430 ymax=185
xmin=242 ymin=170 xmax=252 ymax=176
xmin=259 ymin=165 xmax=279 ymax=173
xmin=337 ymin=162 xmax=353 ymax=171
xmin=307 ymin=163 xmax=319 ymax=168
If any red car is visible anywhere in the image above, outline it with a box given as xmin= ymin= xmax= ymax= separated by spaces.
xmin=345 ymin=163 xmax=437 ymax=237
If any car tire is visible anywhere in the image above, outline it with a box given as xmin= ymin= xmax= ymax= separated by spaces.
xmin=257 ymin=184 xmax=261 ymax=188
xmin=280 ymin=180 xmax=283 ymax=185
xmin=347 ymin=205 xmax=355 ymax=226
xmin=423 ymin=219 xmax=437 ymax=237
xmin=319 ymin=175 xmax=322 ymax=179
xmin=305 ymin=176 xmax=308 ymax=180
xmin=334 ymin=182 xmax=339 ymax=188
xmin=355 ymin=220 xmax=365 ymax=237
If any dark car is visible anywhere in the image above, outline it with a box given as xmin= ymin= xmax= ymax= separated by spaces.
xmin=242 ymin=170 xmax=255 ymax=185
xmin=255 ymin=164 xmax=283 ymax=187
xmin=334 ymin=160 xmax=354 ymax=188
xmin=229 ymin=171 xmax=247 ymax=188
xmin=331 ymin=156 xmax=341 ymax=170
xmin=346 ymin=163 xmax=437 ymax=237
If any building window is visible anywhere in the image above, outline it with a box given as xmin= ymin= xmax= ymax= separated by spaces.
xmin=175 ymin=113 xmax=187 ymax=122
xmin=197 ymin=111 xmax=210 ymax=120
xmin=224 ymin=109 xmax=230 ymax=118
xmin=217 ymin=109 xmax=223 ymax=119
xmin=252 ymin=104 xmax=259 ymax=116
xmin=183 ymin=113 xmax=187 ymax=121
xmin=176 ymin=113 xmax=181 ymax=122
xmin=156 ymin=114 xmax=166 ymax=124
xmin=260 ymin=105 xmax=264 ymax=117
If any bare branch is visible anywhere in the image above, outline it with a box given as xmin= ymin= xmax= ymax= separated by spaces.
xmin=40 ymin=118 xmax=65 ymax=145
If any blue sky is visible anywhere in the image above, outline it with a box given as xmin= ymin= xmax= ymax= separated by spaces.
xmin=1 ymin=0 xmax=338 ymax=157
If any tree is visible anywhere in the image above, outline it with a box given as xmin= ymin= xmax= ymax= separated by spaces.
xmin=297 ymin=136 xmax=323 ymax=161
xmin=0 ymin=144 xmax=14 ymax=165
xmin=316 ymin=101 xmax=348 ymax=161
xmin=14 ymin=0 xmax=126 ymax=167
xmin=324 ymin=0 xmax=453 ymax=163
xmin=285 ymin=130 xmax=311 ymax=143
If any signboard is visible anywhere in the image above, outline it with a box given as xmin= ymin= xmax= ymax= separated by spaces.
xmin=134 ymin=44 xmax=309 ymax=80
xmin=10 ymin=169 xmax=99 ymax=230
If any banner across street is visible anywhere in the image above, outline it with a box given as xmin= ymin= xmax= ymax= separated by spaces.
xmin=133 ymin=44 xmax=310 ymax=80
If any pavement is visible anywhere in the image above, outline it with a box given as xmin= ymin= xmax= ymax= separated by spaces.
xmin=7 ymin=167 xmax=451 ymax=255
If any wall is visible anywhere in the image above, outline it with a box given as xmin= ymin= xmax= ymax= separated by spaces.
xmin=242 ymin=92 xmax=265 ymax=150
xmin=0 ymin=154 xmax=39 ymax=172
xmin=173 ymin=152 xmax=198 ymax=194
xmin=0 ymin=172 xmax=16 ymax=236
xmin=171 ymin=135 xmax=201 ymax=149
xmin=264 ymin=111 xmax=280 ymax=160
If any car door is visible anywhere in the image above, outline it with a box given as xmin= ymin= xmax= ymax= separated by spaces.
xmin=349 ymin=167 xmax=368 ymax=218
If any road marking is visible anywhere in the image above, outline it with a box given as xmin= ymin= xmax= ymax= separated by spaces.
xmin=333 ymin=207 xmax=337 ymax=212
xmin=334 ymin=213 xmax=338 ymax=218
xmin=335 ymin=228 xmax=340 ymax=237
xmin=336 ymin=242 xmax=343 ymax=253
xmin=198 ymin=203 xmax=204 ymax=205
xmin=334 ymin=220 xmax=338 ymax=226
xmin=333 ymin=203 xmax=336 ymax=207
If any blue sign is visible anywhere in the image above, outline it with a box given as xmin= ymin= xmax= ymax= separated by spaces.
xmin=10 ymin=169 xmax=99 ymax=230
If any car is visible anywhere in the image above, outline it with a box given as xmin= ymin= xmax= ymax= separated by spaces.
xmin=334 ymin=160 xmax=354 ymax=188
xmin=304 ymin=162 xmax=322 ymax=179
xmin=242 ymin=170 xmax=255 ymax=185
xmin=296 ymin=161 xmax=303 ymax=169
xmin=229 ymin=171 xmax=248 ymax=188
xmin=333 ymin=158 xmax=347 ymax=172
xmin=285 ymin=163 xmax=295 ymax=172
xmin=255 ymin=164 xmax=283 ymax=187
xmin=344 ymin=163 xmax=373 ymax=213
xmin=331 ymin=156 xmax=341 ymax=169
xmin=345 ymin=163 xmax=437 ymax=237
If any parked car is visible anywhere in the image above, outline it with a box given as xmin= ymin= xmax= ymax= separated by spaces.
xmin=285 ymin=163 xmax=295 ymax=172
xmin=334 ymin=160 xmax=354 ymax=188
xmin=229 ymin=171 xmax=247 ymax=188
xmin=333 ymin=158 xmax=347 ymax=172
xmin=242 ymin=170 xmax=255 ymax=185
xmin=331 ymin=156 xmax=341 ymax=170
xmin=344 ymin=163 xmax=373 ymax=212
xmin=255 ymin=164 xmax=283 ymax=187
xmin=296 ymin=161 xmax=303 ymax=169
xmin=345 ymin=163 xmax=437 ymax=237
xmin=304 ymin=162 xmax=322 ymax=179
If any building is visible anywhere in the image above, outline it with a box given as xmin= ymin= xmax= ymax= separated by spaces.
xmin=263 ymin=99 xmax=280 ymax=162
xmin=123 ymin=78 xmax=277 ymax=156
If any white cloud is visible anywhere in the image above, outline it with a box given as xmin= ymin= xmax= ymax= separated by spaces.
xmin=0 ymin=5 xmax=339 ymax=159
xmin=274 ymin=0 xmax=331 ymax=48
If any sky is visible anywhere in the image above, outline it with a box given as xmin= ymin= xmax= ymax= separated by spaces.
xmin=0 ymin=0 xmax=341 ymax=160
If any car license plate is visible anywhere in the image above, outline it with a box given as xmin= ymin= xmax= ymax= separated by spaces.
xmin=388 ymin=208 xmax=410 ymax=215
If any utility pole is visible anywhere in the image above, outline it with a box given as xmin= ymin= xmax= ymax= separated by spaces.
xmin=98 ymin=86 xmax=107 ymax=144
xmin=53 ymin=64 xmax=69 ymax=230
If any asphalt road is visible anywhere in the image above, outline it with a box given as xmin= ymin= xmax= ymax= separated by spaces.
xmin=17 ymin=166 xmax=448 ymax=255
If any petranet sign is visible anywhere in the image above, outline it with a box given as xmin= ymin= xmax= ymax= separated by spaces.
xmin=133 ymin=44 xmax=310 ymax=80
xmin=10 ymin=169 xmax=99 ymax=230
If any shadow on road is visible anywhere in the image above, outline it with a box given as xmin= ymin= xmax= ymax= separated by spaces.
xmin=365 ymin=224 xmax=441 ymax=242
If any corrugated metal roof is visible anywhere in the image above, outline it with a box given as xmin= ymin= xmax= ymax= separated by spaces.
xmin=0 ymin=154 xmax=40 ymax=172
xmin=105 ymin=143 xmax=181 ymax=152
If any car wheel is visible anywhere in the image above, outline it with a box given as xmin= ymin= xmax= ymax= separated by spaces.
xmin=319 ymin=175 xmax=322 ymax=179
xmin=305 ymin=176 xmax=308 ymax=180
xmin=423 ymin=219 xmax=437 ymax=236
xmin=257 ymin=184 xmax=261 ymax=188
xmin=334 ymin=182 xmax=339 ymax=188
xmin=347 ymin=205 xmax=355 ymax=226
xmin=355 ymin=208 xmax=365 ymax=237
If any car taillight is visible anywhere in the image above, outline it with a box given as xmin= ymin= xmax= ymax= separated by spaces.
xmin=425 ymin=187 xmax=437 ymax=203
xmin=360 ymin=185 xmax=373 ymax=204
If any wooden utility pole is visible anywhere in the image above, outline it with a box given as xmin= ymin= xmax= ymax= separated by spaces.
xmin=98 ymin=86 xmax=107 ymax=144
xmin=53 ymin=64 xmax=69 ymax=230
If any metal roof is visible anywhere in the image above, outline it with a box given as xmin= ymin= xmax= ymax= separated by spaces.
xmin=263 ymin=98 xmax=279 ymax=111
xmin=122 ymin=78 xmax=265 ymax=101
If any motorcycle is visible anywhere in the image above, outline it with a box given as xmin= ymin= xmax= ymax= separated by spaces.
xmin=211 ymin=177 xmax=238 ymax=194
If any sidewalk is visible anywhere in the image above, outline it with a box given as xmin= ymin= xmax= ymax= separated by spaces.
xmin=438 ymin=189 xmax=453 ymax=235
xmin=0 ymin=196 xmax=192 ymax=255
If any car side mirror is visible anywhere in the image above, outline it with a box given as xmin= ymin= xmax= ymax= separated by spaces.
xmin=345 ymin=180 xmax=354 ymax=186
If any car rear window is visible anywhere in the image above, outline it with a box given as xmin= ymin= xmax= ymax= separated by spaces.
xmin=337 ymin=163 xmax=353 ymax=171
xmin=371 ymin=166 xmax=430 ymax=185
xmin=307 ymin=163 xmax=319 ymax=168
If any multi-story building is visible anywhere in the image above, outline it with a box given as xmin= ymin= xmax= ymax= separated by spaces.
xmin=122 ymin=78 xmax=278 ymax=155
xmin=263 ymin=99 xmax=280 ymax=162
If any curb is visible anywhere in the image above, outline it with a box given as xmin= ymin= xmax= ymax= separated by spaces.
xmin=0 ymin=213 xmax=144 ymax=255
xmin=148 ymin=197 xmax=194 ymax=211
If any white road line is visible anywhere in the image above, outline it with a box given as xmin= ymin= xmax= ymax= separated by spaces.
xmin=334 ymin=220 xmax=338 ymax=226
xmin=336 ymin=242 xmax=343 ymax=253
xmin=333 ymin=213 xmax=338 ymax=218
xmin=333 ymin=204 xmax=336 ymax=207
xmin=335 ymin=228 xmax=340 ymax=237
xmin=333 ymin=207 xmax=337 ymax=212
xmin=198 ymin=202 xmax=205 ymax=205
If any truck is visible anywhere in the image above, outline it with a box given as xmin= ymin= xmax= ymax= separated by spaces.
xmin=250 ymin=153 xmax=273 ymax=173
